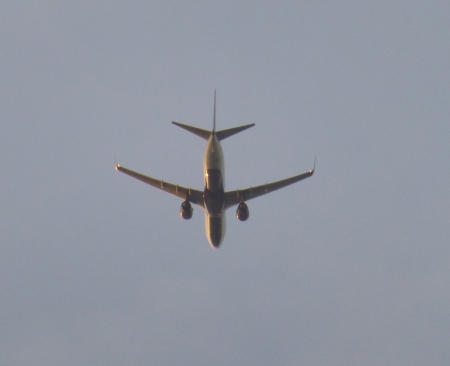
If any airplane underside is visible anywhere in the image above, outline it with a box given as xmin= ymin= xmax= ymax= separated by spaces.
xmin=116 ymin=91 xmax=314 ymax=249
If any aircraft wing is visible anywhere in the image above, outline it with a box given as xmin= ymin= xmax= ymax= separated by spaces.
xmin=116 ymin=165 xmax=204 ymax=207
xmin=224 ymin=167 xmax=314 ymax=209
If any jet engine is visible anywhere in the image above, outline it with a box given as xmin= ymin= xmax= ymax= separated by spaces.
xmin=180 ymin=200 xmax=193 ymax=219
xmin=236 ymin=201 xmax=249 ymax=221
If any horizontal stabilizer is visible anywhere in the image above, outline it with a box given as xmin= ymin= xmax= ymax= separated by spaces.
xmin=216 ymin=123 xmax=255 ymax=141
xmin=172 ymin=121 xmax=211 ymax=140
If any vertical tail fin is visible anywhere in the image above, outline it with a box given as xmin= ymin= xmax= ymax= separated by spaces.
xmin=213 ymin=89 xmax=216 ymax=133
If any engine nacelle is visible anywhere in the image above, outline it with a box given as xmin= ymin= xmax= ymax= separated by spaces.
xmin=236 ymin=202 xmax=249 ymax=221
xmin=180 ymin=200 xmax=193 ymax=220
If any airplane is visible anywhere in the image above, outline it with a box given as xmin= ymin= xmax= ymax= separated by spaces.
xmin=116 ymin=92 xmax=315 ymax=249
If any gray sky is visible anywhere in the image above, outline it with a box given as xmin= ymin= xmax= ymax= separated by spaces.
xmin=1 ymin=1 xmax=449 ymax=365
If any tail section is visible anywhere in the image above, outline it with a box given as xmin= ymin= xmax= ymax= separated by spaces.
xmin=172 ymin=90 xmax=255 ymax=140
xmin=172 ymin=121 xmax=254 ymax=141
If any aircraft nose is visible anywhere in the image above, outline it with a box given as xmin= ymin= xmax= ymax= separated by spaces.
xmin=209 ymin=238 xmax=222 ymax=249
xmin=206 ymin=216 xmax=224 ymax=249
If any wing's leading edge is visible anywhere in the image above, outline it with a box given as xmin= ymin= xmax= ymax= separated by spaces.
xmin=116 ymin=165 xmax=204 ymax=207
xmin=224 ymin=165 xmax=314 ymax=209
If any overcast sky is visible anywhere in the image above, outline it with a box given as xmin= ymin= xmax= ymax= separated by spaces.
xmin=1 ymin=1 xmax=450 ymax=365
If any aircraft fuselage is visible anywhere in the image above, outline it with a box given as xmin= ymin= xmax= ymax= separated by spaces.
xmin=203 ymin=133 xmax=226 ymax=248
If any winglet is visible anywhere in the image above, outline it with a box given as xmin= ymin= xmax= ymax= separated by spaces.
xmin=213 ymin=89 xmax=216 ymax=133
xmin=310 ymin=156 xmax=316 ymax=174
